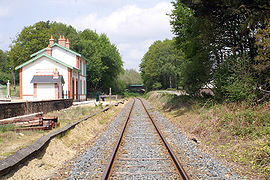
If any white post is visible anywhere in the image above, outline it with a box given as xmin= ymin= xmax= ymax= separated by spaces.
xmin=7 ymin=80 xmax=11 ymax=98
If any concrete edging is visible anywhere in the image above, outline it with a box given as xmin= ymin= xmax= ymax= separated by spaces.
xmin=0 ymin=100 xmax=127 ymax=177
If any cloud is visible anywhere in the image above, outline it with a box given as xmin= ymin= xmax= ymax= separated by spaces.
xmin=0 ymin=6 xmax=11 ymax=18
xmin=57 ymin=1 xmax=173 ymax=70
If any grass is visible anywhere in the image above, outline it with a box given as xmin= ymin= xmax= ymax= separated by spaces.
xmin=0 ymin=124 xmax=15 ymax=133
xmin=0 ymin=85 xmax=20 ymax=97
xmin=46 ymin=105 xmax=101 ymax=128
xmin=146 ymin=91 xmax=270 ymax=179
xmin=0 ymin=104 xmax=101 ymax=160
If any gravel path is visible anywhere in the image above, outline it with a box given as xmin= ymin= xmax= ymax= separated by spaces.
xmin=142 ymin=99 xmax=243 ymax=180
xmin=67 ymin=100 xmax=134 ymax=179
xmin=110 ymin=99 xmax=180 ymax=179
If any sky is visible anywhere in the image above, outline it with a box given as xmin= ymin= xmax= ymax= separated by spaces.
xmin=0 ymin=0 xmax=174 ymax=71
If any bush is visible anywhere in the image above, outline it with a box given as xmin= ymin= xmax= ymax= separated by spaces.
xmin=214 ymin=55 xmax=256 ymax=103
xmin=152 ymin=82 xmax=162 ymax=90
xmin=224 ymin=77 xmax=256 ymax=103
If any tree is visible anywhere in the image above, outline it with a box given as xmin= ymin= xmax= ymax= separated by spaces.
xmin=254 ymin=19 xmax=270 ymax=90
xmin=140 ymin=39 xmax=184 ymax=91
xmin=118 ymin=69 xmax=142 ymax=86
xmin=0 ymin=50 xmax=11 ymax=84
xmin=74 ymin=29 xmax=123 ymax=92
xmin=9 ymin=21 xmax=51 ymax=69
xmin=170 ymin=3 xmax=212 ymax=94
xmin=170 ymin=0 xmax=270 ymax=100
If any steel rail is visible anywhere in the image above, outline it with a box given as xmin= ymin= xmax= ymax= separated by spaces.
xmin=102 ymin=98 xmax=190 ymax=180
xmin=138 ymin=98 xmax=190 ymax=180
xmin=102 ymin=99 xmax=135 ymax=180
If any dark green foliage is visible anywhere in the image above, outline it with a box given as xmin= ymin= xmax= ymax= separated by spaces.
xmin=0 ymin=50 xmax=11 ymax=84
xmin=214 ymin=55 xmax=256 ymax=102
xmin=8 ymin=21 xmax=52 ymax=68
xmin=140 ymin=39 xmax=184 ymax=91
xmin=254 ymin=19 xmax=270 ymax=90
xmin=170 ymin=0 xmax=270 ymax=102
xmin=116 ymin=69 xmax=142 ymax=93
xmin=74 ymin=30 xmax=123 ymax=92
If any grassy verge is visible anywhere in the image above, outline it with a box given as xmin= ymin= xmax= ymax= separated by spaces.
xmin=0 ymin=104 xmax=104 ymax=160
xmin=147 ymin=91 xmax=270 ymax=179
xmin=5 ymin=101 xmax=126 ymax=179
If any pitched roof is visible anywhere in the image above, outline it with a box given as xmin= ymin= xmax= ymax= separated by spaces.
xmin=30 ymin=75 xmax=63 ymax=84
xmin=15 ymin=53 xmax=80 ymax=71
xmin=30 ymin=43 xmax=88 ymax=61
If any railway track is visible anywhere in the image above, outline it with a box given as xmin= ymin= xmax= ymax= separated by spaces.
xmin=102 ymin=98 xmax=189 ymax=179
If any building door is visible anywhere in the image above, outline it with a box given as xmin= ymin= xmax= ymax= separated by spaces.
xmin=76 ymin=79 xmax=78 ymax=100
xmin=72 ymin=78 xmax=74 ymax=99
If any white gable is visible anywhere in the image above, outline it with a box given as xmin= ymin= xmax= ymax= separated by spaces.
xmin=22 ymin=56 xmax=69 ymax=97
xmin=52 ymin=46 xmax=77 ymax=68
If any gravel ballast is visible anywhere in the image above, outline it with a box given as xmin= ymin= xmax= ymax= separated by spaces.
xmin=67 ymin=100 xmax=134 ymax=179
xmin=110 ymin=99 xmax=180 ymax=179
xmin=67 ymin=98 xmax=243 ymax=179
xmin=142 ymin=99 xmax=243 ymax=180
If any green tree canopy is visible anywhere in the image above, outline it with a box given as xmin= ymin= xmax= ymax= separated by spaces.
xmin=74 ymin=29 xmax=123 ymax=92
xmin=140 ymin=39 xmax=184 ymax=91
xmin=170 ymin=0 xmax=270 ymax=100
xmin=0 ymin=50 xmax=11 ymax=84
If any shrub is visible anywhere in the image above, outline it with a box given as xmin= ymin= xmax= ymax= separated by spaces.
xmin=224 ymin=77 xmax=256 ymax=103
xmin=152 ymin=82 xmax=162 ymax=90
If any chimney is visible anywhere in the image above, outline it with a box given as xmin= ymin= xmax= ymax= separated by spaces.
xmin=66 ymin=39 xmax=70 ymax=49
xmin=49 ymin=35 xmax=54 ymax=45
xmin=46 ymin=44 xmax=52 ymax=56
xmin=53 ymin=68 xmax=59 ymax=79
xmin=58 ymin=35 xmax=66 ymax=47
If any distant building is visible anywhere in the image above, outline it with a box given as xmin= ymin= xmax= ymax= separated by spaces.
xmin=15 ymin=35 xmax=87 ymax=101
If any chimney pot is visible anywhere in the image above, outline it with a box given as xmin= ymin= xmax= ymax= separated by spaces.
xmin=46 ymin=44 xmax=52 ymax=56
xmin=66 ymin=39 xmax=70 ymax=49
xmin=49 ymin=35 xmax=54 ymax=45
xmin=58 ymin=34 xmax=66 ymax=47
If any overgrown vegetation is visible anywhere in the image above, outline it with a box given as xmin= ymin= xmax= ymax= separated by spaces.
xmin=140 ymin=1 xmax=270 ymax=103
xmin=147 ymin=92 xmax=270 ymax=178
xmin=115 ymin=69 xmax=143 ymax=94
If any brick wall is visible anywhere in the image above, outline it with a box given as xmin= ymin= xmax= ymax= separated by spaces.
xmin=0 ymin=99 xmax=73 ymax=120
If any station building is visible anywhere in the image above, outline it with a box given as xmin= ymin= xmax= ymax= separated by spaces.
xmin=15 ymin=35 xmax=87 ymax=101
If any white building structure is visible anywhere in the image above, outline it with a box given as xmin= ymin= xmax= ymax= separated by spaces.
xmin=15 ymin=35 xmax=87 ymax=101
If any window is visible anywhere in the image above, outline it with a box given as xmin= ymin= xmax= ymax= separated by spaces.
xmin=84 ymin=62 xmax=87 ymax=76
xmin=84 ymin=80 xmax=86 ymax=94
xmin=80 ymin=80 xmax=82 ymax=94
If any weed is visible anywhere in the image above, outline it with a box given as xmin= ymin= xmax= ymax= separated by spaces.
xmin=0 ymin=152 xmax=13 ymax=157
xmin=146 ymin=91 xmax=270 ymax=178
xmin=0 ymin=124 xmax=15 ymax=133
xmin=57 ymin=130 xmax=70 ymax=139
